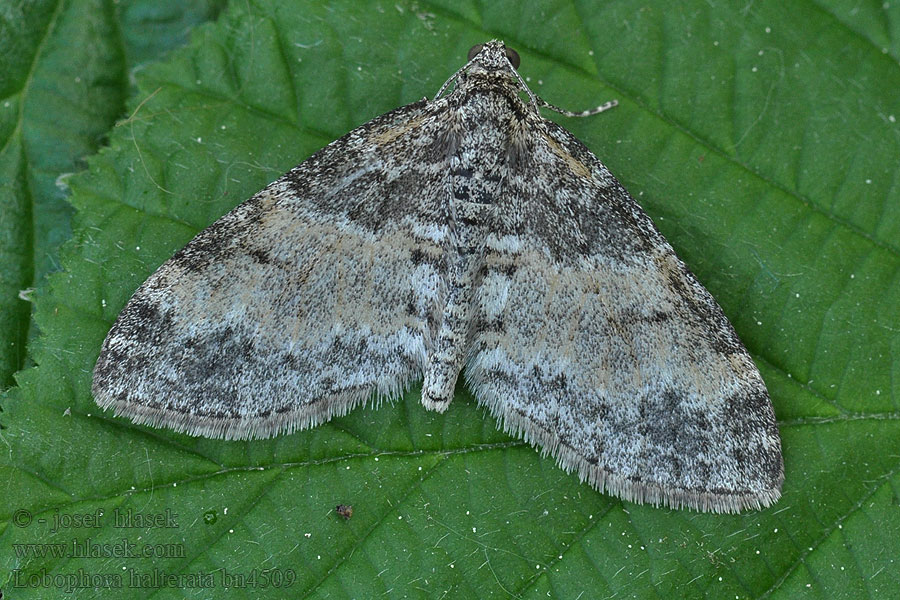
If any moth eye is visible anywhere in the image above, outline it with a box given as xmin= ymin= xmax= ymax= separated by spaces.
xmin=467 ymin=44 xmax=484 ymax=62
xmin=504 ymin=47 xmax=521 ymax=69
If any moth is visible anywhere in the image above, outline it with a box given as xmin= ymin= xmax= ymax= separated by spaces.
xmin=93 ymin=41 xmax=783 ymax=513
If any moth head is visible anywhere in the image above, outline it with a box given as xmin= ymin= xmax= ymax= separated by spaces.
xmin=432 ymin=39 xmax=528 ymax=106
xmin=466 ymin=40 xmax=520 ymax=71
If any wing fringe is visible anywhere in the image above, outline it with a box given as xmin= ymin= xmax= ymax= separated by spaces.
xmin=467 ymin=379 xmax=782 ymax=514
xmin=92 ymin=381 xmax=412 ymax=441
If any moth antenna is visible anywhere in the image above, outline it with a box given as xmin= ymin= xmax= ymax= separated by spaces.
xmin=537 ymin=97 xmax=618 ymax=118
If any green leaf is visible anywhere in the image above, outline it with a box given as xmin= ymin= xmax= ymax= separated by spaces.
xmin=3 ymin=1 xmax=900 ymax=598
xmin=0 ymin=0 xmax=226 ymax=388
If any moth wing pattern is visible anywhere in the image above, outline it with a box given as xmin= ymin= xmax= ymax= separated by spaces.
xmin=93 ymin=38 xmax=782 ymax=514
xmin=93 ymin=100 xmax=451 ymax=440
xmin=464 ymin=119 xmax=784 ymax=513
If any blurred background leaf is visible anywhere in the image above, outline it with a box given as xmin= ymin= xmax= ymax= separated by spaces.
xmin=0 ymin=0 xmax=226 ymax=388
xmin=1 ymin=1 xmax=899 ymax=598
